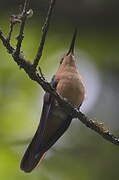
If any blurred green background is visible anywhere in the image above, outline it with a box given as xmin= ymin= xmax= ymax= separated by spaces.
xmin=0 ymin=0 xmax=119 ymax=179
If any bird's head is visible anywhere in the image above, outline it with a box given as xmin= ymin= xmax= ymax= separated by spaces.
xmin=60 ymin=29 xmax=77 ymax=66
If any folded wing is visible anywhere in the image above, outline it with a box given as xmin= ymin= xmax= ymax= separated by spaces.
xmin=20 ymin=79 xmax=72 ymax=172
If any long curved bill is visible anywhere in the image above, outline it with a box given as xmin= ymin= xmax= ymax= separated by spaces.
xmin=66 ymin=28 xmax=77 ymax=55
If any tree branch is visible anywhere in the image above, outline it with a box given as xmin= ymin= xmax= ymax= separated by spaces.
xmin=7 ymin=23 xmax=14 ymax=43
xmin=15 ymin=0 xmax=30 ymax=56
xmin=0 ymin=0 xmax=119 ymax=148
xmin=0 ymin=29 xmax=14 ymax=54
xmin=33 ymin=0 xmax=56 ymax=68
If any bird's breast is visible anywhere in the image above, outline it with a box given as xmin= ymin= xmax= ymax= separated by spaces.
xmin=56 ymin=68 xmax=85 ymax=107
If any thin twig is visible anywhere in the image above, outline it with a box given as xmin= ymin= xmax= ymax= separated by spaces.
xmin=15 ymin=0 xmax=30 ymax=56
xmin=33 ymin=0 xmax=56 ymax=68
xmin=0 ymin=29 xmax=14 ymax=54
xmin=38 ymin=66 xmax=45 ymax=80
xmin=7 ymin=23 xmax=14 ymax=43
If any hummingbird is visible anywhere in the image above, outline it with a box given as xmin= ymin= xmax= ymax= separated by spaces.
xmin=20 ymin=29 xmax=85 ymax=172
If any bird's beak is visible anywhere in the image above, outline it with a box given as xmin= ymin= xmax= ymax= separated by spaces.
xmin=66 ymin=28 xmax=77 ymax=56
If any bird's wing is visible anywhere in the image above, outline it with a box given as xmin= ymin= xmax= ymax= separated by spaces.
xmin=20 ymin=77 xmax=72 ymax=172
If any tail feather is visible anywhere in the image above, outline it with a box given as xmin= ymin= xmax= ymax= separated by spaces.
xmin=20 ymin=116 xmax=72 ymax=172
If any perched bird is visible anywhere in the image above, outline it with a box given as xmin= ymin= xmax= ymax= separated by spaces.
xmin=20 ymin=29 xmax=85 ymax=172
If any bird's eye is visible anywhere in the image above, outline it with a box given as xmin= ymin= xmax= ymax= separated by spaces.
xmin=60 ymin=58 xmax=64 ymax=64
